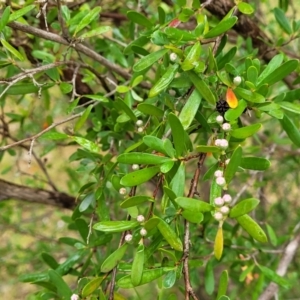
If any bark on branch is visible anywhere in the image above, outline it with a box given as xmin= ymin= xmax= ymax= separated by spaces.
xmin=0 ymin=178 xmax=75 ymax=209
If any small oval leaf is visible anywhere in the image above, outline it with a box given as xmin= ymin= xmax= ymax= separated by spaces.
xmin=229 ymin=198 xmax=260 ymax=218
xmin=155 ymin=216 xmax=183 ymax=252
xmin=93 ymin=221 xmax=139 ymax=233
xmin=120 ymin=166 xmax=160 ymax=186
xmin=120 ymin=196 xmax=153 ymax=208
xmin=133 ymin=49 xmax=169 ymax=72
xmin=224 ymin=146 xmax=242 ymax=184
xmin=240 ymin=157 xmax=271 ymax=171
xmin=101 ymin=244 xmax=128 ymax=273
xmin=236 ymin=214 xmax=268 ymax=243
xmin=214 ymin=226 xmax=223 ymax=260
xmin=175 ymin=197 xmax=213 ymax=212
xmin=231 ymin=123 xmax=262 ymax=139
xmin=118 ymin=152 xmax=172 ymax=165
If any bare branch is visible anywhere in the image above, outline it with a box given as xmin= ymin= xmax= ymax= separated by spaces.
xmin=0 ymin=178 xmax=75 ymax=209
xmin=258 ymin=233 xmax=300 ymax=300
xmin=0 ymin=112 xmax=83 ymax=151
xmin=7 ymin=21 xmax=151 ymax=89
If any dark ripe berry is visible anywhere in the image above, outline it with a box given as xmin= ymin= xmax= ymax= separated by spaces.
xmin=216 ymin=99 xmax=229 ymax=115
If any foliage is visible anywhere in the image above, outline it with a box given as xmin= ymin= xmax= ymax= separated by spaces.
xmin=0 ymin=1 xmax=300 ymax=300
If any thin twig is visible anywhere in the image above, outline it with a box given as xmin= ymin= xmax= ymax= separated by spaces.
xmin=7 ymin=21 xmax=151 ymax=89
xmin=183 ymin=153 xmax=207 ymax=300
xmin=0 ymin=112 xmax=83 ymax=151
xmin=258 ymin=233 xmax=300 ymax=300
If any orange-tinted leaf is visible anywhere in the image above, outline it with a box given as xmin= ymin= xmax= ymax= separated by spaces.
xmin=226 ymin=88 xmax=238 ymax=108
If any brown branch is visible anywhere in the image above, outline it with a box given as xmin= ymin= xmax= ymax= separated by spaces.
xmin=258 ymin=233 xmax=300 ymax=300
xmin=7 ymin=21 xmax=151 ymax=89
xmin=183 ymin=153 xmax=207 ymax=300
xmin=0 ymin=112 xmax=83 ymax=151
xmin=0 ymin=178 xmax=75 ymax=209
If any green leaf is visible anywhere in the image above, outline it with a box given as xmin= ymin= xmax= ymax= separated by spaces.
xmin=79 ymin=192 xmax=95 ymax=212
xmin=1 ymin=39 xmax=24 ymax=61
xmin=187 ymin=71 xmax=216 ymax=105
xmin=279 ymin=114 xmax=300 ymax=147
xmin=225 ymin=99 xmax=248 ymax=121
xmin=60 ymin=82 xmax=73 ymax=94
xmin=71 ymin=136 xmax=100 ymax=153
xmin=247 ymin=66 xmax=258 ymax=85
xmin=127 ymin=11 xmax=153 ymax=28
xmin=120 ymin=195 xmax=153 ymax=208
xmin=138 ymin=103 xmax=164 ymax=117
xmin=118 ymin=268 xmax=166 ymax=288
xmin=143 ymin=135 xmax=173 ymax=156
xmin=239 ymin=264 xmax=255 ymax=282
xmin=217 ymin=47 xmax=237 ymax=70
xmin=181 ymin=42 xmax=201 ymax=71
xmin=41 ymin=253 xmax=59 ymax=269
xmin=19 ymin=272 xmax=49 ymax=283
xmin=266 ymin=223 xmax=278 ymax=246
xmin=236 ymin=214 xmax=268 ymax=243
xmin=230 ymin=198 xmax=260 ymax=218
xmin=93 ymin=221 xmax=139 ymax=233
xmin=240 ymin=157 xmax=271 ymax=171
xmin=231 ymin=123 xmax=262 ymax=139
xmin=282 ymin=88 xmax=300 ymax=102
xmin=238 ymin=2 xmax=254 ymax=14
xmin=0 ymin=6 xmax=10 ymax=32
xmin=149 ymin=64 xmax=179 ymax=97
xmin=204 ymin=17 xmax=238 ymax=38
xmin=131 ymin=244 xmax=145 ymax=286
xmin=168 ymin=113 xmax=186 ymax=157
xmin=101 ymin=244 xmax=128 ymax=272
xmin=210 ymin=177 xmax=222 ymax=205
xmin=114 ymin=98 xmax=137 ymax=122
xmin=116 ymin=85 xmax=130 ymax=93
xmin=82 ymin=277 xmax=104 ymax=297
xmin=39 ymin=131 xmax=68 ymax=140
xmin=224 ymin=146 xmax=242 ymax=184
xmin=133 ymin=48 xmax=169 ymax=72
xmin=179 ymin=89 xmax=202 ymax=129
xmin=204 ymin=259 xmax=215 ymax=295
xmin=74 ymin=6 xmax=102 ymax=36
xmin=83 ymin=94 xmax=109 ymax=102
xmin=279 ymin=101 xmax=300 ymax=114
xmin=9 ymin=5 xmax=35 ymax=21
xmin=274 ymin=7 xmax=292 ymax=34
xmin=256 ymin=54 xmax=284 ymax=85
xmin=160 ymin=160 xmax=174 ymax=173
xmin=74 ymin=105 xmax=93 ymax=132
xmin=131 ymin=75 xmax=144 ymax=88
xmin=170 ymin=162 xmax=185 ymax=197
xmin=118 ymin=152 xmax=172 ymax=165
xmin=163 ymin=270 xmax=177 ymax=289
xmin=154 ymin=216 xmax=183 ymax=251
xmin=196 ymin=145 xmax=221 ymax=153
xmin=79 ymin=26 xmax=111 ymax=38
xmin=175 ymin=197 xmax=213 ymax=212
xmin=258 ymin=60 xmax=298 ymax=87
xmin=234 ymin=87 xmax=265 ymax=103
xmin=48 ymin=270 xmax=72 ymax=299
xmin=258 ymin=265 xmax=291 ymax=289
xmin=217 ymin=270 xmax=228 ymax=299
xmin=214 ymin=227 xmax=223 ymax=260
xmin=120 ymin=166 xmax=160 ymax=186
xmin=182 ymin=210 xmax=204 ymax=223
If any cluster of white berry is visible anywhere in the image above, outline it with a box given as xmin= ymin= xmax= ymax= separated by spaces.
xmin=124 ymin=215 xmax=147 ymax=243
xmin=213 ymin=193 xmax=232 ymax=221
xmin=136 ymin=119 xmax=144 ymax=133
